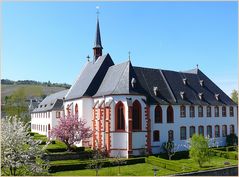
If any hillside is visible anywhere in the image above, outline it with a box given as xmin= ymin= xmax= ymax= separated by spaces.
xmin=1 ymin=79 xmax=71 ymax=103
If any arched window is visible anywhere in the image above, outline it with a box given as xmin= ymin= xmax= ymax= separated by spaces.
xmin=222 ymin=125 xmax=227 ymax=137
xmin=190 ymin=106 xmax=195 ymax=117
xmin=198 ymin=126 xmax=204 ymax=136
xmin=190 ymin=126 xmax=195 ymax=138
xmin=180 ymin=126 xmax=187 ymax=140
xmin=215 ymin=125 xmax=220 ymax=138
xmin=198 ymin=106 xmax=203 ymax=117
xmin=155 ymin=105 xmax=162 ymax=123
xmin=222 ymin=106 xmax=226 ymax=117
xmin=230 ymin=124 xmax=235 ymax=134
xmin=167 ymin=105 xmax=174 ymax=123
xmin=153 ymin=130 xmax=160 ymax=142
xmin=180 ymin=105 xmax=186 ymax=117
xmin=132 ymin=100 xmax=142 ymax=130
xmin=215 ymin=106 xmax=219 ymax=117
xmin=207 ymin=125 xmax=212 ymax=138
xmin=115 ymin=101 xmax=125 ymax=131
xmin=230 ymin=106 xmax=234 ymax=117
xmin=168 ymin=130 xmax=174 ymax=141
xmin=75 ymin=104 xmax=78 ymax=117
xmin=207 ymin=106 xmax=211 ymax=117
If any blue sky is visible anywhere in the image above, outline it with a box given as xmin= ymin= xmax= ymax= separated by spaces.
xmin=2 ymin=1 xmax=238 ymax=96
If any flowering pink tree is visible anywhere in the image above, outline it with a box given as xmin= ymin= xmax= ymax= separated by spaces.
xmin=50 ymin=115 xmax=92 ymax=151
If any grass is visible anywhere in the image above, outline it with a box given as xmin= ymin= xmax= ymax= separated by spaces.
xmin=50 ymin=155 xmax=238 ymax=176
xmin=45 ymin=140 xmax=67 ymax=150
xmin=50 ymin=159 xmax=87 ymax=165
xmin=159 ymin=155 xmax=237 ymax=172
xmin=53 ymin=163 xmax=174 ymax=176
xmin=32 ymin=133 xmax=67 ymax=150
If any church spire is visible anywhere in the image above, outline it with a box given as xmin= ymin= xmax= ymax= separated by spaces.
xmin=93 ymin=8 xmax=103 ymax=62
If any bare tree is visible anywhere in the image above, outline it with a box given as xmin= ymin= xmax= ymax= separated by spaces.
xmin=87 ymin=141 xmax=107 ymax=176
xmin=111 ymin=151 xmax=126 ymax=175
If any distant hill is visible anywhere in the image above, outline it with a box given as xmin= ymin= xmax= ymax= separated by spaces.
xmin=1 ymin=79 xmax=71 ymax=103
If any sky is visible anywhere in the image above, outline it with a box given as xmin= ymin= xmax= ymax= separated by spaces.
xmin=2 ymin=1 xmax=238 ymax=96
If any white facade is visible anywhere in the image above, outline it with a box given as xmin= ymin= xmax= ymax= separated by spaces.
xmin=31 ymin=93 xmax=237 ymax=158
xmin=31 ymin=110 xmax=63 ymax=137
xmin=85 ymin=94 xmax=236 ymax=157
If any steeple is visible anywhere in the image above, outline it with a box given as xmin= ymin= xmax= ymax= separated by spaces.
xmin=93 ymin=12 xmax=103 ymax=62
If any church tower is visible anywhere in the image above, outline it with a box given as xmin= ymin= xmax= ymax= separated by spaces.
xmin=93 ymin=16 xmax=103 ymax=62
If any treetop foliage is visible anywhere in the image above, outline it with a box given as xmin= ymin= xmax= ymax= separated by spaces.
xmin=1 ymin=79 xmax=71 ymax=89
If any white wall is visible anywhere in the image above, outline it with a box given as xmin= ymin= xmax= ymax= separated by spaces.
xmin=31 ymin=110 xmax=63 ymax=137
xmin=150 ymin=104 xmax=238 ymax=154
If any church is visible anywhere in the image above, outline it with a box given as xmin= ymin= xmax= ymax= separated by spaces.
xmin=31 ymin=16 xmax=237 ymax=158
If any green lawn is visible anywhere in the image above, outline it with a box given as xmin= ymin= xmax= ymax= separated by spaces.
xmin=51 ymin=155 xmax=238 ymax=176
xmin=53 ymin=163 xmax=175 ymax=176
xmin=165 ymin=156 xmax=238 ymax=172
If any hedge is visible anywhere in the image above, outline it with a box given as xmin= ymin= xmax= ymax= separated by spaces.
xmin=157 ymin=151 xmax=189 ymax=160
xmin=49 ymin=157 xmax=145 ymax=173
xmin=210 ymin=149 xmax=238 ymax=160
xmin=146 ymin=156 xmax=192 ymax=172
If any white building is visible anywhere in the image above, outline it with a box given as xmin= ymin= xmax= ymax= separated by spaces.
xmin=31 ymin=90 xmax=68 ymax=137
xmin=31 ymin=17 xmax=237 ymax=158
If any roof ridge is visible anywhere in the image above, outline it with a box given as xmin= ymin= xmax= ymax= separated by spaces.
xmin=65 ymin=61 xmax=90 ymax=99
xmin=110 ymin=60 xmax=130 ymax=68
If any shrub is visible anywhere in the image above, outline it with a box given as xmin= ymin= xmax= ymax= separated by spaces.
xmin=70 ymin=146 xmax=85 ymax=152
xmin=146 ymin=156 xmax=188 ymax=172
xmin=189 ymin=134 xmax=210 ymax=167
xmin=45 ymin=148 xmax=67 ymax=153
xmin=210 ymin=149 xmax=238 ymax=160
xmin=48 ymin=157 xmax=145 ymax=173
xmin=29 ymin=132 xmax=35 ymax=136
xmin=226 ymin=134 xmax=238 ymax=146
xmin=51 ymin=140 xmax=56 ymax=144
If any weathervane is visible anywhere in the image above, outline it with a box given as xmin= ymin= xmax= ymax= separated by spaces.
xmin=128 ymin=51 xmax=131 ymax=61
xmin=196 ymin=64 xmax=199 ymax=69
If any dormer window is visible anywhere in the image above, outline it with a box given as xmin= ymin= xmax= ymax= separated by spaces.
xmin=131 ymin=78 xmax=136 ymax=88
xmin=198 ymin=93 xmax=203 ymax=100
xmin=183 ymin=78 xmax=187 ymax=85
xmin=199 ymin=80 xmax=204 ymax=87
xmin=153 ymin=86 xmax=159 ymax=96
xmin=180 ymin=91 xmax=185 ymax=99
xmin=215 ymin=94 xmax=220 ymax=101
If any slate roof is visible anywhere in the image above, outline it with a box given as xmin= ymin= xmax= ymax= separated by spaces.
xmin=65 ymin=54 xmax=114 ymax=101
xmin=94 ymin=18 xmax=103 ymax=49
xmin=94 ymin=60 xmax=236 ymax=106
xmin=32 ymin=89 xmax=69 ymax=113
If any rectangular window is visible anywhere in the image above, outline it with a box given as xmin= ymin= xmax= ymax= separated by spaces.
xmin=207 ymin=126 xmax=212 ymax=138
xmin=198 ymin=106 xmax=203 ymax=117
xmin=56 ymin=111 xmax=61 ymax=118
xmin=215 ymin=125 xmax=220 ymax=138
xmin=190 ymin=126 xmax=195 ymax=138
xmin=222 ymin=125 xmax=227 ymax=137
xmin=153 ymin=130 xmax=160 ymax=141
xmin=207 ymin=106 xmax=211 ymax=117
xmin=215 ymin=106 xmax=219 ymax=117
xmin=230 ymin=107 xmax=234 ymax=117
xmin=199 ymin=126 xmax=204 ymax=136
xmin=180 ymin=106 xmax=186 ymax=117
xmin=190 ymin=106 xmax=195 ymax=117
xmin=180 ymin=127 xmax=186 ymax=140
